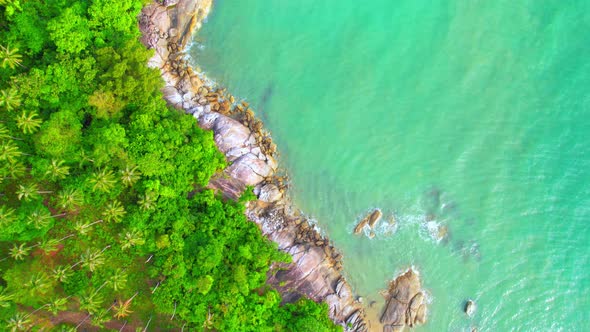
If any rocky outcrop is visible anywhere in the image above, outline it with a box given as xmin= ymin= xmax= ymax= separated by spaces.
xmin=354 ymin=209 xmax=383 ymax=236
xmin=380 ymin=269 xmax=428 ymax=330
xmin=464 ymin=299 xmax=477 ymax=317
xmin=139 ymin=1 xmax=366 ymax=330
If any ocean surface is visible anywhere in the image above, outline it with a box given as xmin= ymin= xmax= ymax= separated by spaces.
xmin=190 ymin=1 xmax=590 ymax=330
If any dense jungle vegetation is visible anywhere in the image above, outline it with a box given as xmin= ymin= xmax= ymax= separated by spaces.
xmin=0 ymin=0 xmax=340 ymax=330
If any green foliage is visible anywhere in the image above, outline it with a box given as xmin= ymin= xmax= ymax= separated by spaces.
xmin=0 ymin=0 xmax=341 ymax=330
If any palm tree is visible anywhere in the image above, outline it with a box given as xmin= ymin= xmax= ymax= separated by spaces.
xmin=0 ymin=286 xmax=13 ymax=308
xmin=138 ymin=192 xmax=157 ymax=211
xmin=52 ymin=265 xmax=73 ymax=283
xmin=47 ymin=297 xmax=68 ymax=316
xmin=0 ymin=88 xmax=21 ymax=111
xmin=79 ymin=247 xmax=109 ymax=272
xmin=0 ymin=123 xmax=22 ymax=140
xmin=9 ymin=243 xmax=30 ymax=260
xmin=103 ymin=200 xmax=126 ymax=223
xmin=24 ymin=272 xmax=51 ymax=296
xmin=120 ymin=166 xmax=140 ymax=187
xmin=15 ymin=110 xmax=42 ymax=134
xmin=0 ymin=45 xmax=23 ymax=70
xmin=6 ymin=312 xmax=30 ymax=332
xmin=45 ymin=159 xmax=69 ymax=180
xmin=0 ymin=206 xmax=16 ymax=227
xmin=0 ymin=88 xmax=20 ymax=113
xmin=56 ymin=188 xmax=83 ymax=211
xmin=121 ymin=229 xmax=145 ymax=250
xmin=38 ymin=238 xmax=60 ymax=253
xmin=16 ymin=183 xmax=40 ymax=201
xmin=0 ymin=140 xmax=21 ymax=163
xmin=5 ymin=160 xmax=26 ymax=179
xmin=108 ymin=269 xmax=127 ymax=291
xmin=78 ymin=290 xmax=103 ymax=314
xmin=113 ymin=292 xmax=137 ymax=319
xmin=27 ymin=209 xmax=52 ymax=229
xmin=89 ymin=168 xmax=117 ymax=193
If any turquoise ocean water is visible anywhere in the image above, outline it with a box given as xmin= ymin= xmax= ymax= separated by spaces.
xmin=191 ymin=1 xmax=590 ymax=330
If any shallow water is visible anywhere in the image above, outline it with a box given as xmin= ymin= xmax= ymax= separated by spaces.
xmin=191 ymin=1 xmax=590 ymax=330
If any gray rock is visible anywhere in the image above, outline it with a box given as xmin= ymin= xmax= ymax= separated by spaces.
xmin=258 ymin=183 xmax=282 ymax=202
xmin=227 ymin=153 xmax=272 ymax=186
xmin=465 ymin=299 xmax=476 ymax=317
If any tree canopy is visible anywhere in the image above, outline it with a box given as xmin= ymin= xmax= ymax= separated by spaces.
xmin=0 ymin=0 xmax=341 ymax=330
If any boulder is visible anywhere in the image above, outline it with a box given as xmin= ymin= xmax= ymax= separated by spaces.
xmin=227 ymin=153 xmax=273 ymax=186
xmin=213 ymin=115 xmax=255 ymax=155
xmin=258 ymin=183 xmax=282 ymax=202
xmin=368 ymin=209 xmax=383 ymax=228
xmin=354 ymin=209 xmax=383 ymax=235
xmin=380 ymin=269 xmax=427 ymax=330
xmin=465 ymin=299 xmax=476 ymax=317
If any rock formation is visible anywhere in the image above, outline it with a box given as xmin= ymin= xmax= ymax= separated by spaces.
xmin=139 ymin=0 xmax=366 ymax=330
xmin=354 ymin=209 xmax=383 ymax=236
xmin=380 ymin=269 xmax=428 ymax=331
xmin=464 ymin=299 xmax=477 ymax=317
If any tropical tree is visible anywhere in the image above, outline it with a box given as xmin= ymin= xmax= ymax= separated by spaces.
xmin=121 ymin=229 xmax=145 ymax=250
xmin=6 ymin=312 xmax=30 ymax=332
xmin=16 ymin=183 xmax=40 ymax=201
xmin=15 ymin=110 xmax=42 ymax=134
xmin=89 ymin=168 xmax=117 ymax=192
xmin=27 ymin=209 xmax=52 ymax=229
xmin=0 ymin=286 xmax=13 ymax=308
xmin=48 ymin=297 xmax=68 ymax=316
xmin=56 ymin=188 xmax=83 ymax=211
xmin=0 ymin=123 xmax=21 ymax=140
xmin=45 ymin=159 xmax=70 ymax=180
xmin=0 ymin=88 xmax=21 ymax=111
xmin=24 ymin=272 xmax=51 ymax=296
xmin=9 ymin=243 xmax=30 ymax=260
xmin=79 ymin=247 xmax=107 ymax=272
xmin=138 ymin=192 xmax=157 ymax=211
xmin=5 ymin=160 xmax=26 ymax=179
xmin=0 ymin=45 xmax=23 ymax=69
xmin=0 ymin=140 xmax=21 ymax=163
xmin=78 ymin=290 xmax=103 ymax=314
xmin=102 ymin=200 xmax=125 ymax=223
xmin=0 ymin=206 xmax=16 ymax=227
xmin=108 ymin=269 xmax=127 ymax=291
xmin=38 ymin=238 xmax=60 ymax=253
xmin=120 ymin=165 xmax=140 ymax=186
xmin=52 ymin=265 xmax=72 ymax=283
xmin=113 ymin=292 xmax=137 ymax=319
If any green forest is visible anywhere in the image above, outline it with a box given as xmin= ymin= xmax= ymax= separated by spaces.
xmin=0 ymin=0 xmax=340 ymax=330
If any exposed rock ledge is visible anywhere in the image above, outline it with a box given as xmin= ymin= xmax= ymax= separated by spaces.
xmin=139 ymin=0 xmax=367 ymax=330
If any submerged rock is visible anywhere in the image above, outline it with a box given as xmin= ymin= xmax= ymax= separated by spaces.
xmin=465 ymin=299 xmax=477 ymax=317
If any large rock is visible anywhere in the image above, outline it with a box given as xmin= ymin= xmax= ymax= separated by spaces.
xmin=227 ymin=153 xmax=272 ymax=186
xmin=464 ymin=299 xmax=476 ymax=317
xmin=354 ymin=209 xmax=382 ymax=235
xmin=380 ymin=269 xmax=428 ymax=329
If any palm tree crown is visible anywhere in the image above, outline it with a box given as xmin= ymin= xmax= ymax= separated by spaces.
xmin=15 ymin=110 xmax=42 ymax=134
xmin=89 ymin=168 xmax=117 ymax=192
xmin=0 ymin=45 xmax=23 ymax=70
xmin=9 ymin=243 xmax=30 ymax=260
xmin=0 ymin=88 xmax=21 ymax=111
xmin=103 ymin=200 xmax=126 ymax=223
xmin=16 ymin=183 xmax=40 ymax=201
xmin=120 ymin=165 xmax=140 ymax=186
xmin=45 ymin=159 xmax=70 ymax=180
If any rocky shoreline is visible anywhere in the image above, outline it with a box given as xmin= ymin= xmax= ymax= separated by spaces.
xmin=139 ymin=0 xmax=367 ymax=330
xmin=139 ymin=1 xmax=433 ymax=331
